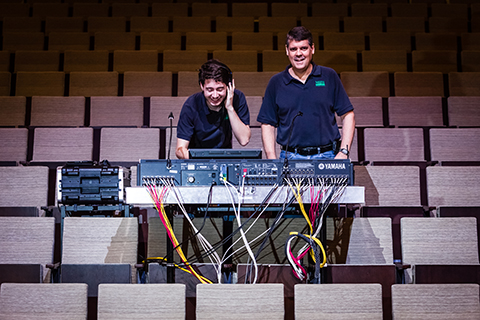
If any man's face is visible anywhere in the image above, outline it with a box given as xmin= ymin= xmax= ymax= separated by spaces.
xmin=285 ymin=39 xmax=315 ymax=72
xmin=201 ymin=78 xmax=227 ymax=108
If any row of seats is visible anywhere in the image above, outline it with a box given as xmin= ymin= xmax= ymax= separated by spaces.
xmin=3 ymin=31 xmax=480 ymax=52
xmin=1 ymin=163 xmax=479 ymax=208
xmin=1 ymin=282 xmax=479 ymax=319
xmin=1 ymin=15 xmax=478 ymax=34
xmin=2 ymin=2 xmax=480 ymax=20
xmin=2 ymin=47 xmax=480 ymax=74
xmin=2 ymin=95 xmax=479 ymax=128
xmin=1 ymin=70 xmax=480 ymax=97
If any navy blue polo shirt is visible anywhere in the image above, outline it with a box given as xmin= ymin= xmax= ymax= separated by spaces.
xmin=257 ymin=63 xmax=353 ymax=148
xmin=177 ymin=89 xmax=250 ymax=149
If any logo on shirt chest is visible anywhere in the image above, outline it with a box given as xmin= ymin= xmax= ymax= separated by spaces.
xmin=315 ymin=81 xmax=326 ymax=87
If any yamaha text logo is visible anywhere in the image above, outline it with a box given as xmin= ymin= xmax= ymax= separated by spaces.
xmin=318 ymin=163 xmax=346 ymax=170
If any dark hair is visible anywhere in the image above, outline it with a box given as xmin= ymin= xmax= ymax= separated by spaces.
xmin=285 ymin=26 xmax=313 ymax=48
xmin=198 ymin=59 xmax=232 ymax=85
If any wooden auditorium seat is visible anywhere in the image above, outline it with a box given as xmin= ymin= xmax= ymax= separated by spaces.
xmin=363 ymin=128 xmax=425 ymax=162
xmin=61 ymin=217 xmax=138 ymax=297
xmin=196 ymin=284 xmax=284 ymax=320
xmin=343 ymin=17 xmax=383 ymax=34
xmin=14 ymin=51 xmax=60 ymax=72
xmin=94 ymin=32 xmax=136 ymax=51
xmin=231 ymin=3 xmax=268 ymax=18
xmin=0 ymin=3 xmax=29 ymax=19
xmin=449 ymin=72 xmax=480 ymax=96
xmin=0 ymin=72 xmax=11 ymax=96
xmin=185 ymin=32 xmax=227 ymax=51
xmin=400 ymin=217 xmax=480 ymax=284
xmin=311 ymin=3 xmax=349 ymax=18
xmin=30 ymin=96 xmax=85 ymax=127
xmin=300 ymin=17 xmax=340 ymax=35
xmin=99 ymin=128 xmax=160 ymax=163
xmin=150 ymin=96 xmax=186 ymax=127
xmin=394 ymin=72 xmax=444 ymax=96
xmin=386 ymin=17 xmax=425 ymax=34
xmin=130 ymin=17 xmax=169 ymax=34
xmin=415 ymin=32 xmax=457 ymax=51
xmin=172 ymin=17 xmax=211 ymax=33
xmin=258 ymin=17 xmax=297 ymax=36
xmin=429 ymin=17 xmax=468 ymax=35
xmin=232 ymin=32 xmax=274 ymax=52
xmin=113 ymin=50 xmax=158 ymax=73
xmin=216 ymin=17 xmax=255 ymax=33
xmin=140 ymin=32 xmax=182 ymax=51
xmin=430 ymin=128 xmax=480 ymax=164
xmin=31 ymin=3 xmax=69 ymax=19
xmin=90 ymin=96 xmax=143 ymax=127
xmin=177 ymin=71 xmax=200 ymax=96
xmin=391 ymin=284 xmax=480 ymax=319
xmin=340 ymin=72 xmax=389 ymax=97
xmin=44 ymin=17 xmax=84 ymax=35
xmin=447 ymin=96 xmax=480 ymax=127
xmin=0 ymin=166 xmax=49 ymax=208
xmin=191 ymin=3 xmax=227 ymax=17
xmin=362 ymin=50 xmax=408 ymax=73
xmin=2 ymin=32 xmax=44 ymax=52
xmin=244 ymin=96 xmax=263 ymax=127
xmin=0 ymin=52 xmax=9 ymax=72
xmin=347 ymin=97 xmax=384 ymax=127
xmin=0 ymin=96 xmax=26 ymax=127
xmin=69 ymin=71 xmax=118 ymax=96
xmin=316 ymin=51 xmax=358 ymax=73
xmin=87 ymin=17 xmax=127 ymax=34
xmin=369 ymin=32 xmax=412 ymax=52
xmin=0 ymin=216 xmax=55 ymax=284
xmin=32 ymin=127 xmax=93 ymax=162
xmin=461 ymin=50 xmax=480 ymax=72
xmin=295 ymin=284 xmax=383 ymax=320
xmin=351 ymin=3 xmax=388 ymax=17
xmin=97 ymin=284 xmax=186 ymax=320
xmin=15 ymin=72 xmax=65 ymax=97
xmin=461 ymin=33 xmax=480 ymax=51
xmin=271 ymin=3 xmax=307 ymax=18
xmin=323 ymin=32 xmax=365 ymax=52
xmin=64 ymin=50 xmax=109 ymax=72
xmin=391 ymin=3 xmax=428 ymax=18
xmin=48 ymin=32 xmax=90 ymax=52
xmin=123 ymin=71 xmax=172 ymax=97
xmin=262 ymin=50 xmax=289 ymax=72
xmin=213 ymin=51 xmax=257 ymax=72
xmin=412 ymin=50 xmax=458 ymax=73
xmin=431 ymin=3 xmax=468 ymax=18
xmin=111 ymin=3 xmax=149 ymax=19
xmin=233 ymin=72 xmax=277 ymax=96
xmin=163 ymin=50 xmax=208 ymax=73
xmin=388 ymin=96 xmax=444 ymax=127
xmin=0 ymin=283 xmax=88 ymax=319
xmin=72 ymin=3 xmax=109 ymax=19
xmin=151 ymin=3 xmax=188 ymax=18
xmin=2 ymin=17 xmax=42 ymax=33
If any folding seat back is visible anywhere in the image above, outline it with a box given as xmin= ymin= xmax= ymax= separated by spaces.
xmin=30 ymin=96 xmax=85 ymax=127
xmin=316 ymin=50 xmax=357 ymax=73
xmin=271 ymin=3 xmax=307 ymax=18
xmin=196 ymin=284 xmax=284 ymax=320
xmin=232 ymin=3 xmax=268 ymax=18
xmin=216 ymin=17 xmax=255 ymax=33
xmin=113 ymin=50 xmax=158 ymax=73
xmin=369 ymin=32 xmax=412 ymax=52
xmin=0 ymin=283 xmax=88 ymax=319
xmin=130 ymin=17 xmax=168 ymax=34
xmin=69 ymin=71 xmax=118 ymax=96
xmin=0 ymin=72 xmax=11 ymax=96
xmin=0 ymin=96 xmax=26 ymax=127
xmin=0 ymin=166 xmax=49 ymax=208
xmin=123 ymin=71 xmax=172 ymax=97
xmin=213 ymin=50 xmax=257 ymax=72
xmin=430 ymin=128 xmax=480 ymax=163
xmin=151 ymin=3 xmax=188 ymax=18
xmin=111 ymin=3 xmax=149 ymax=19
xmin=449 ymin=72 xmax=480 ymax=96
xmin=48 ymin=32 xmax=90 ymax=52
xmin=386 ymin=17 xmax=425 ymax=34
xmin=90 ymin=96 xmax=143 ymax=127
xmin=340 ymin=72 xmax=389 ymax=97
xmin=15 ymin=72 xmax=65 ymax=97
xmin=87 ymin=17 xmax=126 ymax=33
xmin=185 ymin=32 xmax=227 ymax=52
xmin=191 ymin=3 xmax=227 ymax=17
xmin=391 ymin=284 xmax=480 ymax=319
xmin=177 ymin=71 xmax=200 ymax=97
xmin=295 ymin=284 xmax=383 ymax=320
xmin=388 ymin=96 xmax=444 ymax=127
xmin=323 ymin=32 xmax=365 ymax=52
xmin=32 ymin=127 xmax=93 ymax=162
xmin=32 ymin=3 xmax=69 ymax=19
xmin=97 ymin=284 xmax=186 ymax=320
xmin=362 ymin=50 xmax=408 ymax=73
xmin=311 ymin=3 xmax=349 ymax=18
xmin=233 ymin=72 xmax=277 ymax=96
xmin=412 ymin=50 xmax=458 ymax=73
xmin=172 ymin=17 xmax=211 ymax=33
xmin=94 ymin=32 xmax=136 ymax=51
xmin=347 ymin=96 xmax=384 ymax=127
xmin=64 ymin=50 xmax=109 ymax=73
xmin=150 ymin=96 xmax=186 ymax=127
xmin=163 ymin=50 xmax=208 ymax=73
xmin=44 ymin=17 xmax=84 ymax=34
xmin=140 ymin=32 xmax=182 ymax=51
xmin=14 ymin=51 xmax=60 ymax=72
xmin=447 ymin=96 xmax=480 ymax=127
xmin=364 ymin=128 xmax=425 ymax=162
xmin=343 ymin=17 xmax=383 ymax=34
xmin=2 ymin=32 xmax=44 ymax=52
xmin=394 ymin=72 xmax=444 ymax=96
xmin=232 ymin=32 xmax=274 ymax=52
xmin=258 ymin=17 xmax=297 ymax=36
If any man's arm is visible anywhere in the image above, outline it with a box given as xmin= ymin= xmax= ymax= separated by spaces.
xmin=225 ymin=81 xmax=251 ymax=146
xmin=335 ymin=110 xmax=355 ymax=159
xmin=175 ymin=138 xmax=190 ymax=159
xmin=261 ymin=123 xmax=277 ymax=159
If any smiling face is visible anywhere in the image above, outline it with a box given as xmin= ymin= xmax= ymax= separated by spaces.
xmin=201 ymin=78 xmax=227 ymax=108
xmin=285 ymin=39 xmax=315 ymax=73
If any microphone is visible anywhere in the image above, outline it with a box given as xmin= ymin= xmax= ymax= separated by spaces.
xmin=166 ymin=112 xmax=174 ymax=169
xmin=283 ymin=111 xmax=303 ymax=172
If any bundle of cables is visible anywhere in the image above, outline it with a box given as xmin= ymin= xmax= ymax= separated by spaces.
xmin=284 ymin=176 xmax=348 ymax=283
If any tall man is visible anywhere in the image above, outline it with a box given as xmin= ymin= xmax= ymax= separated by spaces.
xmin=257 ymin=26 xmax=355 ymax=160
xmin=176 ymin=60 xmax=251 ymax=159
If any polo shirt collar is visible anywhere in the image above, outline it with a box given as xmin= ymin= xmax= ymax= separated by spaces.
xmin=282 ymin=62 xmax=323 ymax=84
